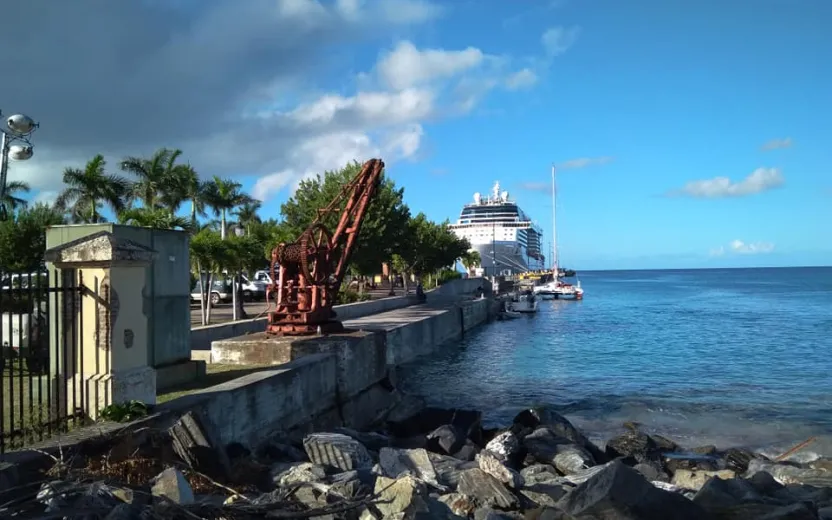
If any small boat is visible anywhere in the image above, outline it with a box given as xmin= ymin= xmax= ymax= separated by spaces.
xmin=533 ymin=279 xmax=584 ymax=300
xmin=508 ymin=289 xmax=539 ymax=313
xmin=502 ymin=310 xmax=523 ymax=319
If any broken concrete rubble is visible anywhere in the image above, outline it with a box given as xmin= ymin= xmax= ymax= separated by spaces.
xmin=4 ymin=403 xmax=832 ymax=520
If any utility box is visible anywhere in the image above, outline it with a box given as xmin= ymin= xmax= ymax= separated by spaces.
xmin=45 ymin=224 xmax=191 ymax=368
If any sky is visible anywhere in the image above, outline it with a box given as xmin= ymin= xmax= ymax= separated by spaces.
xmin=1 ymin=0 xmax=830 ymax=270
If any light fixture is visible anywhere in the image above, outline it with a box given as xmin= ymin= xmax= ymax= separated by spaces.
xmin=0 ymin=109 xmax=39 ymax=221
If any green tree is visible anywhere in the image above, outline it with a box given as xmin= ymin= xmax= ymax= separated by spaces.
xmin=280 ymin=161 xmax=411 ymax=276
xmin=120 ymin=147 xmax=188 ymax=209
xmin=203 ymin=176 xmax=251 ymax=239
xmin=117 ymin=206 xmax=193 ymax=231
xmin=0 ymin=180 xmax=31 ymax=212
xmin=189 ymin=229 xmax=231 ymax=325
xmin=0 ymin=203 xmax=66 ymax=273
xmin=392 ymin=213 xmax=470 ymax=290
xmin=234 ymin=200 xmax=262 ymax=236
xmin=55 ymin=154 xmax=130 ymax=223
xmin=461 ymin=249 xmax=481 ymax=273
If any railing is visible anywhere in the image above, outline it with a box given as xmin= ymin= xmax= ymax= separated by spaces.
xmin=0 ymin=270 xmax=88 ymax=454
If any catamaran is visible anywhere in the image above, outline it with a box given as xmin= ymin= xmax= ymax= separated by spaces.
xmin=533 ymin=165 xmax=584 ymax=301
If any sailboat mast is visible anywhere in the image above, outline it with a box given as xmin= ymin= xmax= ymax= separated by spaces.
xmin=551 ymin=164 xmax=558 ymax=277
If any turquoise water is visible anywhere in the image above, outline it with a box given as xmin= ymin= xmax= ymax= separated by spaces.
xmin=398 ymin=267 xmax=832 ymax=455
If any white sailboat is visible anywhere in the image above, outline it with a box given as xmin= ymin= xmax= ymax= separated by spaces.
xmin=533 ymin=165 xmax=584 ymax=301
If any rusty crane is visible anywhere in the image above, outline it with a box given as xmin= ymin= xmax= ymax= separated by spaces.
xmin=265 ymin=158 xmax=385 ymax=336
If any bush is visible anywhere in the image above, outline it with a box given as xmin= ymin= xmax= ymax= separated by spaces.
xmin=436 ymin=269 xmax=462 ymax=285
xmin=335 ymin=288 xmax=371 ymax=305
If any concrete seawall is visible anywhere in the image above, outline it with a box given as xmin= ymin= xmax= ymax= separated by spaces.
xmin=163 ymin=296 xmax=498 ymax=449
xmin=190 ymin=293 xmax=420 ymax=357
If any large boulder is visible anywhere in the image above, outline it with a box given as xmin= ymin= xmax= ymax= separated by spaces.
xmin=303 ymin=432 xmax=373 ymax=472
xmin=523 ymin=428 xmax=595 ymax=475
xmin=556 ymin=460 xmax=709 ymax=519
xmin=513 ymin=408 xmax=606 ymax=463
xmin=456 ymin=468 xmax=518 ymax=510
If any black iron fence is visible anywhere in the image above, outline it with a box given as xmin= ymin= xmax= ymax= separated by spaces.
xmin=0 ymin=270 xmax=88 ymax=454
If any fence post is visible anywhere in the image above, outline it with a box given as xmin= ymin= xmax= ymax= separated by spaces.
xmin=44 ymin=231 xmax=158 ymax=421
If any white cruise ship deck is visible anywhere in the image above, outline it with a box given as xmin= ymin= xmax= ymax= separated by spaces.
xmin=449 ymin=182 xmax=545 ymax=276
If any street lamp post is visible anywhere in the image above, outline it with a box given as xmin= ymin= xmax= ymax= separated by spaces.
xmin=0 ymin=110 xmax=39 ymax=221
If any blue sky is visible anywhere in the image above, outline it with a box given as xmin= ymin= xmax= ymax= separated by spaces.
xmin=249 ymin=0 xmax=832 ymax=270
xmin=10 ymin=0 xmax=831 ymax=270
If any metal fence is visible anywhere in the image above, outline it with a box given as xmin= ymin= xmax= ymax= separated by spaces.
xmin=0 ymin=269 xmax=88 ymax=454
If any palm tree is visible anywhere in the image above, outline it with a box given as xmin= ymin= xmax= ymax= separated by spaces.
xmin=120 ymin=148 xmax=187 ymax=209
xmin=233 ymin=200 xmax=262 ymax=235
xmin=55 ymin=155 xmax=130 ymax=223
xmin=203 ymin=176 xmax=252 ymax=239
xmin=176 ymin=165 xmax=211 ymax=226
xmin=0 ymin=180 xmax=31 ymax=213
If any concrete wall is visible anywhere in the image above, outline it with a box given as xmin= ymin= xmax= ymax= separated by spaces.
xmin=172 ymin=297 xmax=494 ymax=449
xmin=429 ymin=277 xmax=490 ymax=300
xmin=191 ymin=294 xmax=420 ymax=354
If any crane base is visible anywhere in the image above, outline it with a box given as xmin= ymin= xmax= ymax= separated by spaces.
xmin=265 ymin=320 xmax=345 ymax=336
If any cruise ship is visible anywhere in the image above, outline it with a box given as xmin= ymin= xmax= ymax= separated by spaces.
xmin=449 ymin=182 xmax=545 ymax=276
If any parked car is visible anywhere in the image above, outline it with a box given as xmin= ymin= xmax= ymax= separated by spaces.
xmin=191 ymin=278 xmax=232 ymax=305
xmin=239 ymin=274 xmax=267 ymax=301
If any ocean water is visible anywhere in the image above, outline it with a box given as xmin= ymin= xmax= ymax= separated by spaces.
xmin=398 ymin=267 xmax=832 ymax=458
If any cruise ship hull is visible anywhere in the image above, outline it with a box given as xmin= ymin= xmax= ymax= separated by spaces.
xmin=472 ymin=241 xmax=545 ymax=276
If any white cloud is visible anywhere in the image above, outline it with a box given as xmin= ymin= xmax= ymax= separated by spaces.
xmin=377 ymin=41 xmax=485 ymax=90
xmin=542 ymin=26 xmax=580 ymax=57
xmin=504 ymin=68 xmax=538 ymax=90
xmin=1 ymin=0 xmax=539 ymax=202
xmin=670 ymin=167 xmax=784 ymax=199
xmin=559 ymin=156 xmax=613 ymax=169
xmin=761 ymin=137 xmax=793 ymax=151
xmin=518 ymin=182 xmax=550 ymax=193
xmin=711 ymin=240 xmax=775 ymax=256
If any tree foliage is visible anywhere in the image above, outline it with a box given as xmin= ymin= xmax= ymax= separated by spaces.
xmin=392 ymin=213 xmax=470 ymax=279
xmin=280 ymin=161 xmax=411 ymax=275
xmin=0 ymin=204 xmax=66 ymax=272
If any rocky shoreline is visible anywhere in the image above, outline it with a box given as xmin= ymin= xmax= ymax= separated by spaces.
xmin=5 ymin=396 xmax=832 ymax=519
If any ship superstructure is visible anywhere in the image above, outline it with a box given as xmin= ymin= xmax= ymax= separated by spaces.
xmin=449 ymin=182 xmax=545 ymax=276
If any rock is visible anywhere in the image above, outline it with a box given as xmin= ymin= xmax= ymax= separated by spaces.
xmin=747 ymin=459 xmax=832 ymax=487
xmin=428 ymin=453 xmax=478 ymax=490
xmin=473 ymin=507 xmax=523 ymax=519
xmin=453 ymin=440 xmax=481 ymax=462
xmin=749 ymin=471 xmax=787 ymax=495
xmin=485 ymin=431 xmax=521 ymax=463
xmin=521 ymin=464 xmax=563 ymax=486
xmin=692 ymin=474 xmax=773 ymax=512
xmin=693 ymin=445 xmax=719 ymax=456
xmin=519 ymin=483 xmax=569 ymax=507
xmin=333 ymin=427 xmax=391 ymax=452
xmin=374 ymin=475 xmax=431 ymax=518
xmin=151 ymin=468 xmax=194 ymax=505
xmin=168 ymin=411 xmax=231 ymax=480
xmin=524 ymin=507 xmax=576 ymax=519
xmin=387 ymin=403 xmax=482 ymax=444
xmin=523 ymin=428 xmax=594 ymax=474
xmin=773 ymin=484 xmax=832 ymax=509
xmin=664 ymin=452 xmax=722 ymax=474
xmin=560 ymin=462 xmax=616 ymax=486
xmin=711 ymin=502 xmax=820 ymax=520
xmin=437 ymin=493 xmax=478 ymax=517
xmin=378 ymin=447 xmax=446 ymax=491
xmin=303 ymin=432 xmax=373 ymax=472
xmin=756 ymin=502 xmax=821 ymax=520
xmin=257 ymin=441 xmax=307 ymax=463
xmin=456 ymin=468 xmax=518 ymax=509
xmin=634 ymin=462 xmax=669 ymax=482
xmin=819 ymin=505 xmax=832 ymax=520
xmin=514 ymin=407 xmax=606 ymax=463
xmin=652 ymin=434 xmax=681 ymax=453
xmin=556 ymin=460 xmax=708 ymax=519
xmin=671 ymin=469 xmax=736 ymax=491
xmin=271 ymin=462 xmax=327 ymax=488
xmin=425 ymin=496 xmax=469 ymax=519
xmin=104 ymin=503 xmax=144 ymax=520
xmin=652 ymin=481 xmax=687 ymax=493
xmin=724 ymin=447 xmax=764 ymax=473
xmin=604 ymin=430 xmax=660 ymax=463
xmin=811 ymin=459 xmax=832 ymax=472
xmin=427 ymin=425 xmax=466 ymax=455
xmin=476 ymin=451 xmax=524 ymax=489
